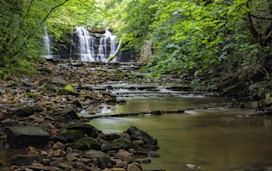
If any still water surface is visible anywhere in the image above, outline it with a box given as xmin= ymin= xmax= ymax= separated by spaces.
xmin=91 ymin=96 xmax=272 ymax=171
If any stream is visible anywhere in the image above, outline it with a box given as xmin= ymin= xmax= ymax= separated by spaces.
xmin=1 ymin=62 xmax=272 ymax=171
xmin=83 ymin=83 xmax=272 ymax=171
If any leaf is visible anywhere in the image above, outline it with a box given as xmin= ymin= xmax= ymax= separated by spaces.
xmin=65 ymin=84 xmax=74 ymax=92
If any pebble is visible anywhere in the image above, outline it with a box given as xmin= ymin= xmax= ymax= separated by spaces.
xmin=127 ymin=163 xmax=142 ymax=171
xmin=187 ymin=163 xmax=200 ymax=169
xmin=53 ymin=142 xmax=65 ymax=150
xmin=53 ymin=149 xmax=66 ymax=157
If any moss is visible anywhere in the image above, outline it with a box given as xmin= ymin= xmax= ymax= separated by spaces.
xmin=56 ymin=130 xmax=85 ymax=143
xmin=112 ymin=139 xmax=143 ymax=151
xmin=68 ymin=142 xmax=90 ymax=150
xmin=68 ymin=137 xmax=101 ymax=150
xmin=67 ymin=123 xmax=100 ymax=138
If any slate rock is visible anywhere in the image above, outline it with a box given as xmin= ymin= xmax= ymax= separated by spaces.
xmin=7 ymin=126 xmax=49 ymax=148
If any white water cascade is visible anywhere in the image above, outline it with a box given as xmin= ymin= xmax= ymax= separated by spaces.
xmin=97 ymin=29 xmax=118 ymax=62
xmin=43 ymin=26 xmax=53 ymax=59
xmin=75 ymin=26 xmax=95 ymax=62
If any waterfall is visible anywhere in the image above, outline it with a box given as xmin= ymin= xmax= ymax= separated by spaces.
xmin=75 ymin=26 xmax=95 ymax=62
xmin=42 ymin=26 xmax=128 ymax=62
xmin=97 ymin=29 xmax=118 ymax=62
xmin=43 ymin=26 xmax=53 ymax=59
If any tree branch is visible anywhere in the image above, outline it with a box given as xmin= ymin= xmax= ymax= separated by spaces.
xmin=245 ymin=2 xmax=259 ymax=41
xmin=23 ymin=0 xmax=35 ymax=18
xmin=249 ymin=14 xmax=272 ymax=21
xmin=42 ymin=0 xmax=69 ymax=22
xmin=221 ymin=3 xmax=244 ymax=29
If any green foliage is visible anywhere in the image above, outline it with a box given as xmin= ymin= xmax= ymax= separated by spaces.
xmin=65 ymin=84 xmax=74 ymax=92
xmin=111 ymin=0 xmax=271 ymax=88
xmin=0 ymin=0 xmax=96 ymax=77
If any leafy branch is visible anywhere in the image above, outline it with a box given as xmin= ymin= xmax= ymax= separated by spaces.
xmin=42 ymin=0 xmax=69 ymax=22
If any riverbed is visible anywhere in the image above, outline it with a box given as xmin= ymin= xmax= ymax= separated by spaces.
xmin=89 ymin=88 xmax=272 ymax=171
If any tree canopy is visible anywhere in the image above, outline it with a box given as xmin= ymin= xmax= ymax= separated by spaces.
xmin=0 ymin=0 xmax=271 ymax=86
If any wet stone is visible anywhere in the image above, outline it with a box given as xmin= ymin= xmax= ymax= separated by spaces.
xmin=127 ymin=126 xmax=157 ymax=146
xmin=7 ymin=126 xmax=49 ymax=148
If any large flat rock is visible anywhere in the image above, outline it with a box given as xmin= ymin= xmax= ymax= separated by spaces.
xmin=7 ymin=126 xmax=49 ymax=148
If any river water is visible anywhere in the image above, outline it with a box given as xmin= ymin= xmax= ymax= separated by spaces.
xmin=89 ymin=88 xmax=272 ymax=171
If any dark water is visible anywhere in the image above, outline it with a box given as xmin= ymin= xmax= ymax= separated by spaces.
xmin=90 ymin=96 xmax=272 ymax=171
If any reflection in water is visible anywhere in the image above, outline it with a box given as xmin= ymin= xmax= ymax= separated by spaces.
xmin=109 ymin=96 xmax=228 ymax=115
xmin=91 ymin=97 xmax=272 ymax=171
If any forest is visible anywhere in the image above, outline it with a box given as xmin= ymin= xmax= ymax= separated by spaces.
xmin=1 ymin=0 xmax=271 ymax=83
xmin=1 ymin=0 xmax=272 ymax=170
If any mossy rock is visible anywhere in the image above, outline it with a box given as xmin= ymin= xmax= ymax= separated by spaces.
xmin=55 ymin=130 xmax=85 ymax=143
xmin=67 ymin=123 xmax=100 ymax=138
xmin=68 ymin=137 xmax=101 ymax=150
xmin=102 ymin=138 xmax=143 ymax=152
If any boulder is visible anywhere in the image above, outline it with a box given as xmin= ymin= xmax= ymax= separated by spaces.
xmin=7 ymin=126 xmax=49 ymax=148
xmin=55 ymin=130 xmax=85 ymax=143
xmin=68 ymin=137 xmax=101 ymax=150
xmin=83 ymin=150 xmax=113 ymax=169
xmin=67 ymin=123 xmax=99 ymax=138
xmin=126 ymin=126 xmax=157 ymax=145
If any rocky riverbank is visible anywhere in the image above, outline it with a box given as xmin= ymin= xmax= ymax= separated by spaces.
xmin=0 ymin=60 xmax=165 ymax=171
